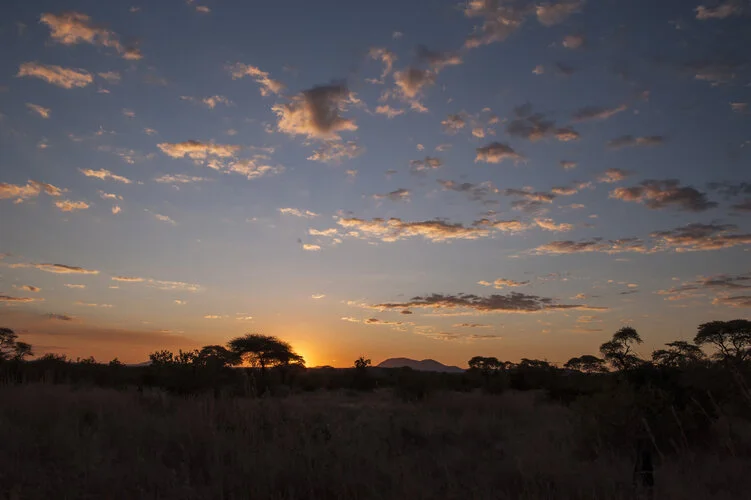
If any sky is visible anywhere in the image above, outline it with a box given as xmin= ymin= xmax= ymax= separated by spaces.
xmin=0 ymin=0 xmax=750 ymax=367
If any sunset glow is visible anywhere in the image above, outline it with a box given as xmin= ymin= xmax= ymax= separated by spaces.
xmin=1 ymin=0 xmax=749 ymax=366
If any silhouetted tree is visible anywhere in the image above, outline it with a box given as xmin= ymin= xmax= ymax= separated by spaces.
xmin=175 ymin=349 xmax=199 ymax=365
xmin=468 ymin=356 xmax=505 ymax=373
xmin=149 ymin=350 xmax=176 ymax=366
xmin=228 ymin=333 xmax=305 ymax=371
xmin=108 ymin=358 xmax=124 ymax=367
xmin=694 ymin=319 xmax=751 ymax=364
xmin=354 ymin=356 xmax=371 ymax=369
xmin=564 ymin=355 xmax=607 ymax=373
xmin=652 ymin=340 xmax=706 ymax=368
xmin=0 ymin=328 xmax=33 ymax=361
xmin=600 ymin=326 xmax=643 ymax=370
xmin=518 ymin=358 xmax=552 ymax=370
xmin=196 ymin=345 xmax=239 ymax=369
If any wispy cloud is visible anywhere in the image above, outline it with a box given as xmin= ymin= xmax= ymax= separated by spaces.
xmin=80 ymin=168 xmax=132 ymax=184
xmin=695 ymin=1 xmax=742 ymax=20
xmin=154 ymin=214 xmax=176 ymax=225
xmin=55 ymin=200 xmax=90 ymax=212
xmin=26 ymin=103 xmax=51 ymax=118
xmin=228 ymin=64 xmax=285 ymax=96
xmin=10 ymin=263 xmax=99 ymax=274
xmin=373 ymin=188 xmax=411 ymax=202
xmin=1 ymin=295 xmax=44 ymax=304
xmin=572 ymin=104 xmax=627 ymax=122
xmin=0 ymin=180 xmax=64 ymax=203
xmin=475 ymin=142 xmax=524 ymax=164
xmin=279 ymin=208 xmax=319 ymax=218
xmin=17 ymin=62 xmax=92 ymax=88
xmin=180 ymin=95 xmax=233 ymax=109
xmin=40 ymin=11 xmax=141 ymax=60
xmin=607 ymin=135 xmax=665 ymax=149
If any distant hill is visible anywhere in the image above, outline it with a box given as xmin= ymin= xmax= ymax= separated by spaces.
xmin=376 ymin=358 xmax=464 ymax=373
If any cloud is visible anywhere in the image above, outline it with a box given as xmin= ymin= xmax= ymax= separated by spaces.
xmin=475 ymin=142 xmax=524 ymax=164
xmin=55 ymin=200 xmax=89 ymax=212
xmin=154 ymin=214 xmax=176 ymax=225
xmin=454 ymin=323 xmax=492 ymax=328
xmin=112 ymin=276 xmax=145 ymax=282
xmin=533 ymin=65 xmax=545 ymax=75
xmin=64 ymin=284 xmax=86 ymax=289
xmin=706 ymin=181 xmax=751 ymax=198
xmin=650 ymin=223 xmax=751 ymax=252
xmin=80 ymin=168 xmax=132 ymax=184
xmin=279 ymin=208 xmax=319 ymax=218
xmin=416 ymin=45 xmax=463 ymax=71
xmin=303 ymin=244 xmax=321 ymax=251
xmin=478 ymin=279 xmax=530 ymax=289
xmin=371 ymin=291 xmax=604 ymax=314
xmin=441 ymin=113 xmax=466 ymax=134
xmin=610 ymin=179 xmax=717 ymax=212
xmin=597 ymin=168 xmax=629 ymax=183
xmin=438 ymin=179 xmax=496 ymax=201
xmin=180 ymin=95 xmax=232 ymax=109
xmin=409 ymin=156 xmax=443 ymax=173
xmin=311 ymin=294 xmax=326 ymax=299
xmin=273 ymin=83 xmax=357 ymax=139
xmin=562 ymin=34 xmax=585 ymax=49
xmin=533 ymin=238 xmax=648 ymax=255
xmin=507 ymin=105 xmax=579 ymax=142
xmin=195 ymin=5 xmax=211 ymax=14
xmin=536 ymin=0 xmax=585 ymax=26
xmin=0 ymin=180 xmax=64 ymax=203
xmin=714 ymin=296 xmax=751 ymax=308
xmin=307 ymin=141 xmax=363 ymax=163
xmin=463 ymin=0 xmax=526 ymax=48
xmin=157 ymin=140 xmax=241 ymax=160
xmin=373 ymin=188 xmax=411 ymax=202
xmin=26 ymin=103 xmax=51 ymax=118
xmin=658 ymin=273 xmax=751 ymax=305
xmin=228 ymin=64 xmax=285 ymax=96
xmin=335 ymin=217 xmax=523 ymax=242
xmin=75 ymin=301 xmax=113 ymax=308
xmin=309 ymin=228 xmax=339 ymax=237
xmin=111 ymin=276 xmax=201 ymax=292
xmin=154 ymin=174 xmax=211 ymax=184
xmin=17 ymin=62 xmax=92 ymax=88
xmin=393 ymin=67 xmax=436 ymax=99
xmin=46 ymin=313 xmax=74 ymax=321
xmin=695 ymin=2 xmax=742 ymax=20
xmin=607 ymin=135 xmax=665 ymax=149
xmin=1 ymin=295 xmax=43 ymax=304
xmin=560 ymin=160 xmax=577 ymax=170
xmin=731 ymin=199 xmax=751 ymax=212
xmin=17 ymin=285 xmax=40 ymax=292
xmin=368 ymin=47 xmax=397 ymax=81
xmin=112 ymin=205 xmax=121 ymax=214
xmin=502 ymin=188 xmax=556 ymax=214
xmin=731 ymin=102 xmax=748 ymax=113
xmin=39 ymin=11 xmax=142 ymax=60
xmin=10 ymin=263 xmax=99 ymax=274
xmin=535 ymin=218 xmax=574 ymax=232
xmin=98 ymin=71 xmax=121 ymax=83
xmin=375 ymin=105 xmax=405 ymax=118
xmin=341 ymin=316 xmax=413 ymax=331
xmin=572 ymin=104 xmax=627 ymax=122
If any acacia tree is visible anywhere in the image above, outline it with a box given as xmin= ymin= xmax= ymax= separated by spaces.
xmin=227 ymin=333 xmax=305 ymax=370
xmin=0 ymin=328 xmax=34 ymax=361
xmin=564 ymin=355 xmax=607 ymax=373
xmin=652 ymin=340 xmax=706 ymax=368
xmin=599 ymin=326 xmax=643 ymax=370
xmin=468 ymin=356 xmax=505 ymax=373
xmin=196 ymin=345 xmax=240 ymax=369
xmin=694 ymin=320 xmax=751 ymax=364
xmin=354 ymin=356 xmax=371 ymax=370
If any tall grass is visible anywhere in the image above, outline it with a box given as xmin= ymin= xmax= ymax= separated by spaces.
xmin=1 ymin=385 xmax=750 ymax=499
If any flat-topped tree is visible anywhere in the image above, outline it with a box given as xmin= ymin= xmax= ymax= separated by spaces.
xmin=227 ymin=333 xmax=305 ymax=370
xmin=0 ymin=328 xmax=34 ymax=361
xmin=694 ymin=320 xmax=751 ymax=364
xmin=599 ymin=326 xmax=643 ymax=371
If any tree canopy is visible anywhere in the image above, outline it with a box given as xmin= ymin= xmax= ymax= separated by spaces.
xmin=227 ymin=333 xmax=305 ymax=369
xmin=694 ymin=320 xmax=751 ymax=364
xmin=599 ymin=326 xmax=643 ymax=370
xmin=0 ymin=328 xmax=34 ymax=361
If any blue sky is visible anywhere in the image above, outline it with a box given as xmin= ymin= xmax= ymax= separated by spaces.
xmin=1 ymin=0 xmax=749 ymax=366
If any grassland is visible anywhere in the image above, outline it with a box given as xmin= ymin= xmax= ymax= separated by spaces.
xmin=1 ymin=384 xmax=750 ymax=499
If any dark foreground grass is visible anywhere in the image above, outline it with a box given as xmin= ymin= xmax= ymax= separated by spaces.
xmin=0 ymin=384 xmax=749 ymax=499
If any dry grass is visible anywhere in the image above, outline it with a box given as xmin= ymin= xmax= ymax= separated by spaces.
xmin=0 ymin=385 xmax=749 ymax=499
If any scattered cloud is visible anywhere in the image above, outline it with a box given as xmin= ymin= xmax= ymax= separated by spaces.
xmin=373 ymin=188 xmax=411 ymax=202
xmin=280 ymin=208 xmax=319 ymax=218
xmin=731 ymin=199 xmax=751 ymax=212
xmin=154 ymin=214 xmax=176 ymax=225
xmin=695 ymin=2 xmax=742 ymax=20
xmin=307 ymin=141 xmax=363 ymax=163
xmin=533 ymin=65 xmax=545 ymax=75
xmin=597 ymin=168 xmax=629 ymax=183
xmin=55 ymin=200 xmax=90 ymax=212
xmin=533 ymin=237 xmax=648 ymax=255
xmin=562 ymin=34 xmax=585 ymax=49
xmin=409 ymin=156 xmax=443 ymax=174
xmin=80 ymin=168 xmax=132 ymax=184
xmin=228 ymin=63 xmax=285 ymax=96
xmin=26 ymin=103 xmax=51 ymax=118
xmin=154 ymin=174 xmax=211 ymax=184
xmin=16 ymin=285 xmax=40 ymax=293
xmin=573 ymin=104 xmax=627 ymax=122
xmin=475 ymin=142 xmax=524 ymax=164
xmin=98 ymin=71 xmax=121 ymax=83
xmin=375 ymin=105 xmax=405 ymax=118
xmin=441 ymin=113 xmax=466 ymax=134
xmin=17 ymin=62 xmax=92 ymax=88
xmin=393 ymin=67 xmax=436 ymax=100
xmin=607 ymin=135 xmax=665 ymax=149
xmin=335 ymin=217 xmax=522 ymax=243
xmin=507 ymin=105 xmax=579 ymax=142
xmin=535 ymin=218 xmax=574 ymax=232
xmin=10 ymin=263 xmax=99 ymax=274
xmin=47 ymin=313 xmax=74 ymax=321
xmin=610 ymin=179 xmax=717 ymax=212
xmin=303 ymin=244 xmax=321 ymax=251
xmin=273 ymin=82 xmax=357 ymax=139
xmin=1 ymin=295 xmax=43 ymax=304
xmin=651 ymin=223 xmax=751 ymax=252
xmin=560 ymin=160 xmax=577 ymax=170
xmin=75 ymin=301 xmax=113 ymax=308
xmin=64 ymin=284 xmax=86 ymax=289
xmin=180 ymin=95 xmax=232 ymax=109
xmin=0 ymin=180 xmax=64 ymax=203
xmin=478 ymin=279 xmax=530 ymax=289
xmin=40 ymin=11 xmax=142 ymax=60
xmin=368 ymin=47 xmax=397 ymax=82
xmin=463 ymin=0 xmax=526 ymax=48
xmin=438 ymin=179 xmax=496 ymax=201
xmin=157 ymin=140 xmax=241 ymax=160
xmin=371 ymin=291 xmax=604 ymax=314
xmin=731 ymin=102 xmax=748 ymax=114
xmin=311 ymin=294 xmax=326 ymax=299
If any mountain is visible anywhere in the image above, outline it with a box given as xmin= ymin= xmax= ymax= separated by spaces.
xmin=376 ymin=358 xmax=464 ymax=373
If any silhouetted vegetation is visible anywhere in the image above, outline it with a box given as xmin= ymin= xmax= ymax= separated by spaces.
xmin=3 ymin=320 xmax=751 ymax=498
